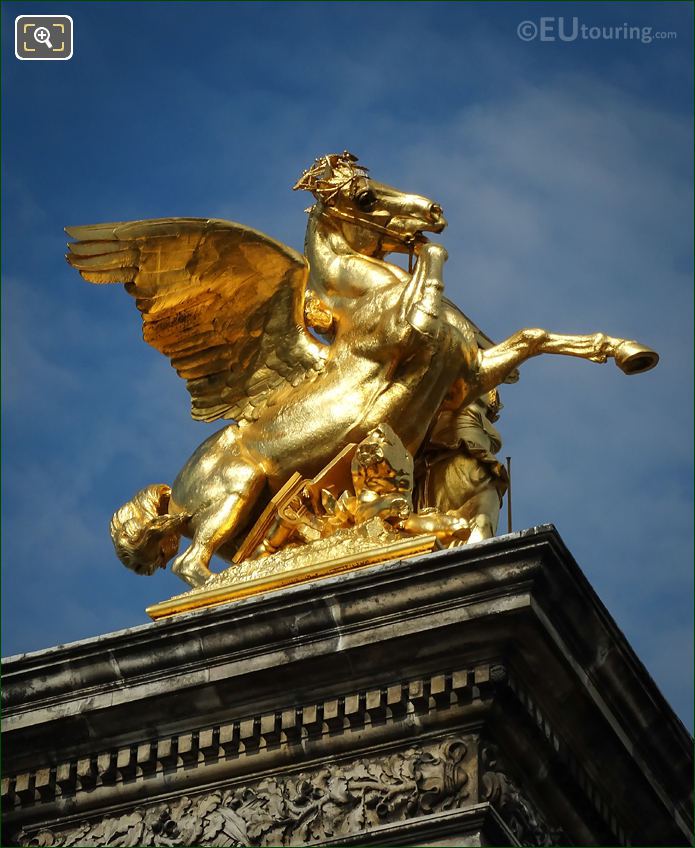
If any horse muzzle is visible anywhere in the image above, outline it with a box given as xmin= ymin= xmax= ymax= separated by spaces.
xmin=428 ymin=204 xmax=447 ymax=233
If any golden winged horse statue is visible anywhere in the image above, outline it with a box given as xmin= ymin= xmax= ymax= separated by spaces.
xmin=66 ymin=152 xmax=658 ymax=589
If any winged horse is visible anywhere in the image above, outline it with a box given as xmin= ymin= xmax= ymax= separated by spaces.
xmin=66 ymin=152 xmax=658 ymax=588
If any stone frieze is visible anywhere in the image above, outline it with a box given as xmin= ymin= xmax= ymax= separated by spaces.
xmin=14 ymin=735 xmax=471 ymax=847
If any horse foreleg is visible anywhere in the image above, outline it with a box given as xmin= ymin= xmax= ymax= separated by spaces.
xmin=475 ymin=329 xmax=657 ymax=395
xmin=401 ymin=243 xmax=448 ymax=336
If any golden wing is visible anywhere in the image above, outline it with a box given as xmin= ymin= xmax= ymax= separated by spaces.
xmin=65 ymin=218 xmax=327 ymax=423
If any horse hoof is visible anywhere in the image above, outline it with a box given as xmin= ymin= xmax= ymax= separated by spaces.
xmin=614 ymin=341 xmax=659 ymax=375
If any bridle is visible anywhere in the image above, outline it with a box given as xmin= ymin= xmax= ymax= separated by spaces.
xmin=318 ymin=202 xmax=425 ymax=273
xmin=295 ymin=154 xmax=428 ymax=273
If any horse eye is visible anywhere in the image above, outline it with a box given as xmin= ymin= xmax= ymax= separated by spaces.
xmin=355 ymin=189 xmax=377 ymax=211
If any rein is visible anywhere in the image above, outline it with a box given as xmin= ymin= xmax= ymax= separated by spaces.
xmin=318 ymin=206 xmax=419 ymax=272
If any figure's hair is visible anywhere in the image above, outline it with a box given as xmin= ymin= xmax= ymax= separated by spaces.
xmin=293 ymin=151 xmax=369 ymax=205
xmin=110 ymin=484 xmax=188 ymax=576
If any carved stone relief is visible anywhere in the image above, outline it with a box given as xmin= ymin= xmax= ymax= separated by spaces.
xmin=15 ymin=736 xmax=471 ymax=847
xmin=480 ymin=743 xmax=565 ymax=847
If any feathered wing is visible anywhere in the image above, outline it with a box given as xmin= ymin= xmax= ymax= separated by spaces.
xmin=66 ymin=218 xmax=327 ymax=423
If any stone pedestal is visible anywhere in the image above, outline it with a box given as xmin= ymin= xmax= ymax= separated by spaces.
xmin=2 ymin=526 xmax=692 ymax=846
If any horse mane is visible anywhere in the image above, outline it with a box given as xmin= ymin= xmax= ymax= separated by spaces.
xmin=292 ymin=150 xmax=369 ymax=205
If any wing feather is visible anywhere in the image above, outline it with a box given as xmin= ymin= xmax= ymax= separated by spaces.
xmin=66 ymin=217 xmax=327 ymax=422
xmin=66 ymin=249 xmax=140 ymax=270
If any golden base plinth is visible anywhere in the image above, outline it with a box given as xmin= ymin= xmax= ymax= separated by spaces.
xmin=146 ymin=520 xmax=439 ymax=620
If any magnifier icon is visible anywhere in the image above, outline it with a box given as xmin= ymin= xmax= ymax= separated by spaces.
xmin=34 ymin=26 xmax=53 ymax=49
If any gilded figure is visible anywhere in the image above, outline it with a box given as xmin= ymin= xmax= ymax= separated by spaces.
xmin=66 ymin=152 xmax=658 ymax=591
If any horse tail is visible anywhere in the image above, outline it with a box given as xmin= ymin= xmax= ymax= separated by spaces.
xmin=109 ymin=484 xmax=190 ymax=576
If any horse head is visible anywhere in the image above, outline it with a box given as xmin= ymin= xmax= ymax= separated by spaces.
xmin=293 ymin=151 xmax=447 ymax=256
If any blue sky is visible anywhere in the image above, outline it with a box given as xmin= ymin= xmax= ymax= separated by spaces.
xmin=2 ymin=2 xmax=692 ymax=726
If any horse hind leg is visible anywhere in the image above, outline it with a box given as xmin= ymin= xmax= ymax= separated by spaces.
xmin=171 ymin=474 xmax=265 ymax=588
